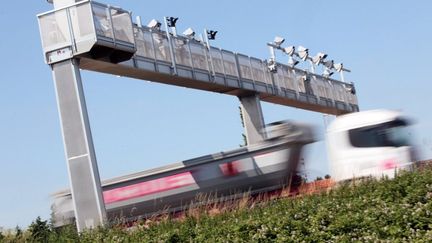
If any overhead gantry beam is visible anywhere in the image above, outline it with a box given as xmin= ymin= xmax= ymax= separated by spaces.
xmin=38 ymin=0 xmax=358 ymax=117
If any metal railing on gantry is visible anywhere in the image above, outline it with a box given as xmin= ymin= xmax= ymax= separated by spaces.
xmin=38 ymin=0 xmax=358 ymax=115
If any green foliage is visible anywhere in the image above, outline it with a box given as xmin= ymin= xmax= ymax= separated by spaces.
xmin=239 ymin=106 xmax=245 ymax=128
xmin=241 ymin=133 xmax=247 ymax=147
xmin=324 ymin=174 xmax=331 ymax=179
xmin=28 ymin=216 xmax=51 ymax=242
xmin=239 ymin=106 xmax=247 ymax=147
xmin=14 ymin=226 xmax=22 ymax=240
xmin=4 ymin=168 xmax=432 ymax=242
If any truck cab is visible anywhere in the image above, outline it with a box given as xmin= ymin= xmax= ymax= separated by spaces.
xmin=327 ymin=110 xmax=415 ymax=181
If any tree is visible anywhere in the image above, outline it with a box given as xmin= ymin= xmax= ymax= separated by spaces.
xmin=15 ymin=225 xmax=22 ymax=238
xmin=0 ymin=230 xmax=4 ymax=241
xmin=239 ymin=106 xmax=247 ymax=147
xmin=324 ymin=174 xmax=331 ymax=179
xmin=315 ymin=176 xmax=323 ymax=181
xmin=29 ymin=216 xmax=51 ymax=242
xmin=241 ymin=134 xmax=247 ymax=147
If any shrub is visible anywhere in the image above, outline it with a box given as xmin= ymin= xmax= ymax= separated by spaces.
xmin=28 ymin=216 xmax=51 ymax=242
xmin=3 ymin=167 xmax=432 ymax=241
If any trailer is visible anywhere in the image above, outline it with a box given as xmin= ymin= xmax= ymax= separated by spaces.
xmin=51 ymin=121 xmax=314 ymax=227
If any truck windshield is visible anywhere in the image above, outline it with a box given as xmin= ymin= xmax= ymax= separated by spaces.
xmin=348 ymin=119 xmax=411 ymax=148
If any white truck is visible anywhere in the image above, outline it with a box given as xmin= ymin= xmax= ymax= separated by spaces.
xmin=327 ymin=109 xmax=415 ymax=181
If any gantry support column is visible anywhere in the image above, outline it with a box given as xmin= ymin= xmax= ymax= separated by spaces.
xmin=239 ymin=93 xmax=266 ymax=145
xmin=52 ymin=59 xmax=106 ymax=232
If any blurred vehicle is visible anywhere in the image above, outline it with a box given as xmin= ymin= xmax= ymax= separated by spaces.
xmin=51 ymin=121 xmax=315 ymax=227
xmin=52 ymin=110 xmax=416 ymax=227
xmin=327 ymin=109 xmax=415 ymax=181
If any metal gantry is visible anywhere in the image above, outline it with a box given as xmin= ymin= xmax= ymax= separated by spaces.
xmin=37 ymin=0 xmax=359 ymax=231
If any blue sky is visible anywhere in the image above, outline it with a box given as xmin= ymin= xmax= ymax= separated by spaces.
xmin=1 ymin=0 xmax=432 ymax=229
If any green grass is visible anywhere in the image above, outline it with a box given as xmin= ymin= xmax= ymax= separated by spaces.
xmin=2 ymin=166 xmax=432 ymax=242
